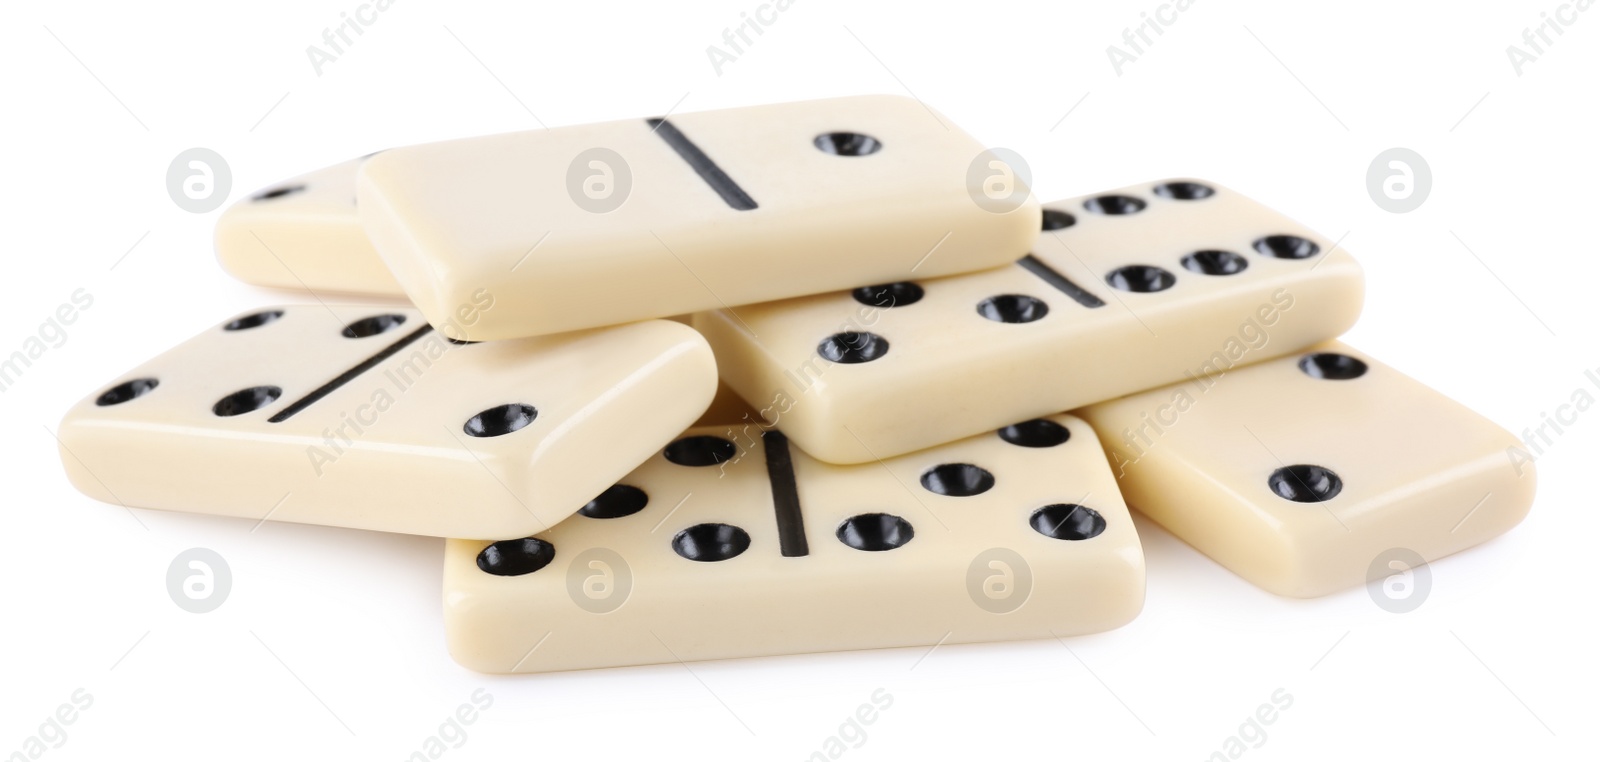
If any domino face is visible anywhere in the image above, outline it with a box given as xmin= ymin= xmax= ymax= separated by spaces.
xmin=443 ymin=415 xmax=1144 ymax=674
xmin=57 ymin=306 xmax=716 ymax=538
xmin=357 ymin=95 xmax=1041 ymax=340
xmin=215 ymin=156 xmax=404 ymax=295
xmin=695 ymin=179 xmax=1365 ymax=464
xmin=1077 ymin=342 xmax=1535 ymax=598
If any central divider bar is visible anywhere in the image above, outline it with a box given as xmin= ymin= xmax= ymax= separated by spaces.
xmin=269 ymin=324 xmax=436 ymax=423
xmin=646 ymin=118 xmax=759 ymax=212
xmin=762 ymin=430 xmax=809 ymax=557
xmin=1018 ymin=254 xmax=1107 ymax=309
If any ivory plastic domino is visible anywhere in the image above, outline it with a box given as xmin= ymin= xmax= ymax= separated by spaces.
xmin=443 ymin=415 xmax=1143 ymax=673
xmin=215 ymin=156 xmax=404 ymax=295
xmin=1078 ymin=342 xmax=1535 ymax=597
xmin=357 ymin=95 xmax=1041 ymax=339
xmin=697 ymin=179 xmax=1365 ymax=464
xmin=57 ymin=306 xmax=716 ymax=538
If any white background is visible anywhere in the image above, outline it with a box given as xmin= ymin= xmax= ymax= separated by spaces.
xmin=2 ymin=1 xmax=1596 ymax=759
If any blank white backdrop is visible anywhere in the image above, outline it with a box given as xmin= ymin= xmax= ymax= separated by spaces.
xmin=1 ymin=1 xmax=1595 ymax=759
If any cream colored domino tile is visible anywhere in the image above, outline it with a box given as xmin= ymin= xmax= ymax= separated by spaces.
xmin=57 ymin=306 xmax=716 ymax=539
xmin=443 ymin=414 xmax=1144 ymax=674
xmin=695 ymin=179 xmax=1365 ymax=464
xmin=357 ymin=95 xmax=1040 ymax=340
xmin=215 ymin=156 xmax=405 ymax=295
xmin=1076 ymin=341 xmax=1534 ymax=598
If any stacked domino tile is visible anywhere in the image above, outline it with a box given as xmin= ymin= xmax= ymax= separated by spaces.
xmin=58 ymin=96 xmax=1534 ymax=674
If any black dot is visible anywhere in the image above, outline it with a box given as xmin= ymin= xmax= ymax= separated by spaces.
xmin=1106 ymin=265 xmax=1176 ymax=293
xmin=1153 ymin=181 xmax=1216 ymax=200
xmin=817 ymin=332 xmax=889 ymax=364
xmin=1083 ymin=195 xmax=1147 ymax=215
xmin=1041 ymin=209 xmax=1077 ymax=230
xmin=672 ymin=523 xmax=751 ymax=562
xmin=224 ymin=310 xmax=285 ymax=331
xmin=477 ymin=538 xmax=555 ymax=576
xmin=663 ymin=435 xmax=737 ymax=467
xmin=212 ymin=385 xmax=282 ymax=417
xmin=578 ymin=484 xmax=649 ymax=519
xmin=341 ymin=314 xmax=408 ymax=338
xmin=1299 ymin=353 xmax=1368 ymax=380
xmin=976 ymin=294 xmax=1049 ymax=324
xmin=836 ymin=513 xmax=914 ymax=551
xmin=96 ymin=378 xmax=158 ymax=407
xmin=999 ymin=419 xmax=1071 ymax=448
xmin=1253 ymin=235 xmax=1321 ymax=260
xmin=852 ymin=282 xmax=924 ymax=308
xmin=1030 ymin=504 xmax=1106 ymax=540
xmin=1181 ymin=250 xmax=1249 ymax=276
xmin=813 ymin=132 xmax=883 ymax=156
xmin=252 ymin=185 xmax=305 ymax=202
xmin=921 ymin=463 xmax=995 ymax=497
xmin=1269 ymin=465 xmax=1343 ymax=503
xmin=463 ymin=403 xmax=538 ymax=437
